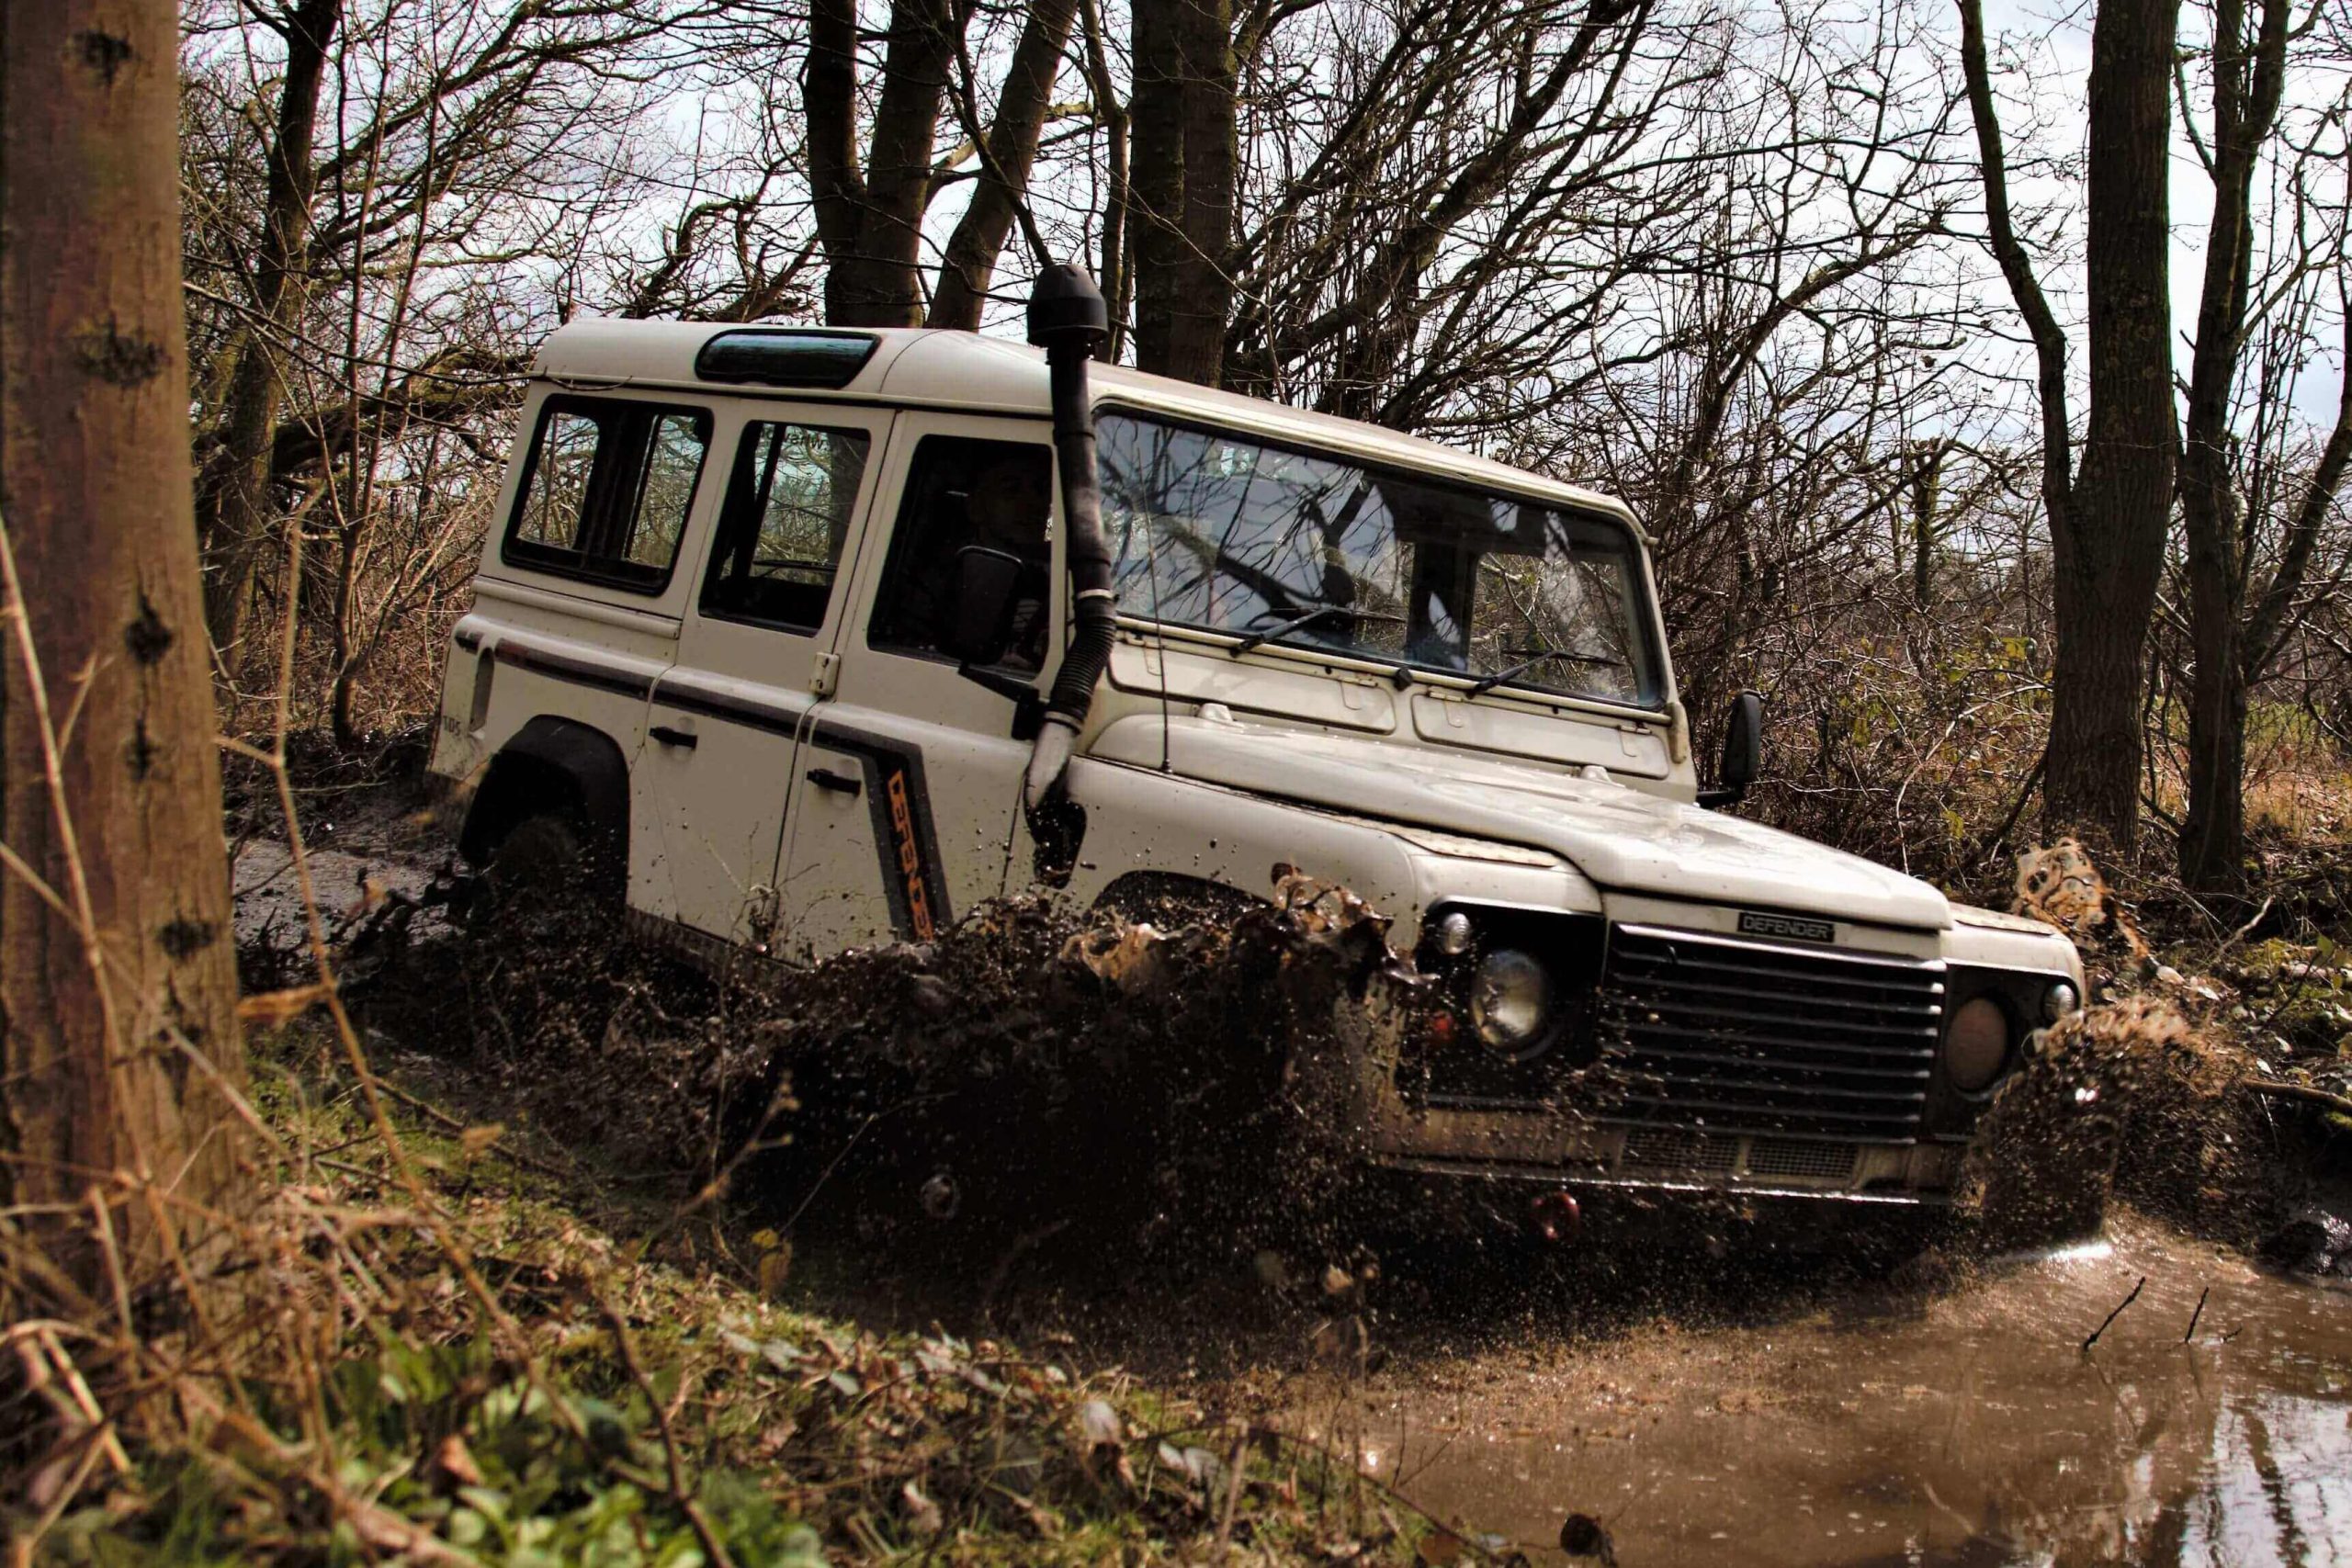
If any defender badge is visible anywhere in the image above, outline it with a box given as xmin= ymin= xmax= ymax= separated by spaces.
xmin=1738 ymin=910 xmax=1835 ymax=943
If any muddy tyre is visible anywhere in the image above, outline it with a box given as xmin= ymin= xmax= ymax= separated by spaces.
xmin=472 ymin=811 xmax=608 ymax=929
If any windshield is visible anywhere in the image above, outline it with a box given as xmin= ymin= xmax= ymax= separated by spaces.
xmin=1099 ymin=412 xmax=1664 ymax=709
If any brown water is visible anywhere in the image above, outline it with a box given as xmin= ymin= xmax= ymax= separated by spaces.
xmin=1321 ymin=1223 xmax=2349 ymax=1565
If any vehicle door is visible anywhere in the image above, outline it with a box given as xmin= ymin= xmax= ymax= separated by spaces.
xmin=639 ymin=406 xmax=890 ymax=948
xmin=777 ymin=413 xmax=1060 ymax=955
xmin=468 ymin=389 xmax=714 ymax=910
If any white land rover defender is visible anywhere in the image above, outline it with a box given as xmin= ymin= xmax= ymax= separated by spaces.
xmin=429 ymin=267 xmax=2083 ymax=1216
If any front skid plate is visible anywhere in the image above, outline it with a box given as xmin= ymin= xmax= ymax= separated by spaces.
xmin=1371 ymin=1154 xmax=1950 ymax=1207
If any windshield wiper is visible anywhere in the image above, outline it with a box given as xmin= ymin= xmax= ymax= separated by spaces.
xmin=1462 ymin=646 xmax=1618 ymax=697
xmin=1227 ymin=604 xmax=1402 ymax=657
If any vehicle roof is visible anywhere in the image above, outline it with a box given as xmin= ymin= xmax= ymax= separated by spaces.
xmin=534 ymin=319 xmax=1640 ymax=530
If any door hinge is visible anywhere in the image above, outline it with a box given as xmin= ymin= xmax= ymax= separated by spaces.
xmin=810 ymin=650 xmax=841 ymax=697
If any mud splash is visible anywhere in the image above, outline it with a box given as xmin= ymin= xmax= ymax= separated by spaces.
xmin=1329 ymin=1219 xmax=2349 ymax=1565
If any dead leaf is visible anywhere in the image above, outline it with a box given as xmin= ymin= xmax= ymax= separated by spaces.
xmin=1416 ymin=1528 xmax=1467 ymax=1565
xmin=237 ymin=983 xmax=333 ymax=1027
xmin=433 ymin=1433 xmax=482 ymax=1488
xmin=757 ymin=1241 xmax=793 ymax=1300
xmin=458 ymin=1123 xmax=504 ymax=1159
xmin=1076 ymin=1398 xmax=1122 ymax=1450
xmin=900 ymin=1480 xmax=943 ymax=1537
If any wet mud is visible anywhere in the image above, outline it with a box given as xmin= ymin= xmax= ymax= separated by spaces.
xmin=1328 ymin=1218 xmax=2348 ymax=1565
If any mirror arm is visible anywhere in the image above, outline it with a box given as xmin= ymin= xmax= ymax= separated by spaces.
xmin=1695 ymin=784 xmax=1747 ymax=810
xmin=956 ymin=662 xmax=1046 ymax=740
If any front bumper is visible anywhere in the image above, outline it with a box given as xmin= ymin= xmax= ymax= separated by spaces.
xmin=1366 ymin=1111 xmax=1965 ymax=1204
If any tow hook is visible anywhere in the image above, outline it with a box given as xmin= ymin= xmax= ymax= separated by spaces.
xmin=1529 ymin=1190 xmax=1581 ymax=1243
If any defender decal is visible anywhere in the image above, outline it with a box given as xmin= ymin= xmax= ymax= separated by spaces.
xmin=885 ymin=766 xmax=937 ymax=939
xmin=1737 ymin=910 xmax=1836 ymax=944
xmin=812 ymin=723 xmax=953 ymax=943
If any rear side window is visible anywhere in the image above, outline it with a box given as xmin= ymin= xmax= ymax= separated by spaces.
xmin=700 ymin=422 xmax=871 ymax=633
xmin=503 ymin=395 xmax=711 ymax=592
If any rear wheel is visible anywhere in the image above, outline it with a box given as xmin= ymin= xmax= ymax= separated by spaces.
xmin=471 ymin=811 xmax=607 ymax=930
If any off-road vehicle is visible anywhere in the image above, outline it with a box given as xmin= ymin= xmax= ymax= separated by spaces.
xmin=429 ymin=268 xmax=2084 ymax=1224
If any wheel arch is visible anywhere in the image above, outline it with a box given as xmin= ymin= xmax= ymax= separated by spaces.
xmin=458 ymin=715 xmax=630 ymax=869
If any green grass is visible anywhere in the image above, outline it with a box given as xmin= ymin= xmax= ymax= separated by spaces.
xmin=23 ymin=1032 xmax=1465 ymax=1566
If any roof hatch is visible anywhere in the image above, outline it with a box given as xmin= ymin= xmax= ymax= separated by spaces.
xmin=693 ymin=330 xmax=876 ymax=389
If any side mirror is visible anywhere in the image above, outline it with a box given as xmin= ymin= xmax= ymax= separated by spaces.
xmin=942 ymin=545 xmax=1023 ymax=667
xmin=1699 ymin=689 xmax=1763 ymax=808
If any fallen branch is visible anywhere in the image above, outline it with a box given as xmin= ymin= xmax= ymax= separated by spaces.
xmin=2212 ymin=896 xmax=2275 ymax=959
xmin=2183 ymin=1285 xmax=2209 ymax=1344
xmin=2082 ymin=1274 xmax=2145 ymax=1355
xmin=2239 ymin=1078 xmax=2352 ymax=1119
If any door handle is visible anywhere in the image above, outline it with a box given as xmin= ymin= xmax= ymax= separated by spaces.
xmin=806 ymin=766 xmax=861 ymax=797
xmin=649 ymin=725 xmax=698 ymax=750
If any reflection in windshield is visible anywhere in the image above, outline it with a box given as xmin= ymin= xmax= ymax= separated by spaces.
xmin=1099 ymin=412 xmax=1662 ymax=708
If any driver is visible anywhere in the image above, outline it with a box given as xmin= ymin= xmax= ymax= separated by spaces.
xmin=932 ymin=448 xmax=1053 ymax=670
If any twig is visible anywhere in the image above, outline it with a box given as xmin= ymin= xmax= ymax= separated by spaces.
xmin=2213 ymin=896 xmax=2275 ymax=959
xmin=597 ymin=1293 xmax=739 ymax=1568
xmin=2082 ymin=1274 xmax=2145 ymax=1354
xmin=1973 ymin=747 xmax=2047 ymax=864
xmin=372 ymin=1075 xmax=573 ymax=1179
xmin=2240 ymin=1078 xmax=2352 ymax=1118
xmin=2183 ymin=1285 xmax=2210 ymax=1343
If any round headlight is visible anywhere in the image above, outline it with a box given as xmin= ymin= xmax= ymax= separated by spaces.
xmin=1431 ymin=910 xmax=1475 ymax=957
xmin=2041 ymin=979 xmax=2081 ymax=1024
xmin=1944 ymin=996 xmax=2012 ymax=1093
xmin=1471 ymin=950 xmax=1553 ymax=1055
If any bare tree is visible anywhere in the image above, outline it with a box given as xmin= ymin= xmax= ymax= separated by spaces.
xmin=1129 ymin=0 xmax=1236 ymax=383
xmin=3 ymin=0 xmax=246 ymax=1285
xmin=2174 ymin=0 xmax=2352 ymax=889
xmin=196 ymin=0 xmax=341 ymax=665
xmin=1959 ymin=0 xmax=2181 ymax=852
xmin=930 ymin=0 xmax=1080 ymax=329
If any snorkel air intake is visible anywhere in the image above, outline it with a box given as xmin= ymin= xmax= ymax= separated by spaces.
xmin=1023 ymin=264 xmax=1114 ymax=817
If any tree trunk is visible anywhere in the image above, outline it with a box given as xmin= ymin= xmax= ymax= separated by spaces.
xmin=2 ymin=0 xmax=247 ymax=1292
xmin=2176 ymin=0 xmax=2290 ymax=892
xmin=928 ymin=0 xmax=1079 ymax=331
xmin=1907 ymin=442 xmax=1942 ymax=610
xmin=1129 ymin=0 xmax=1234 ymax=385
xmin=197 ymin=0 xmax=340 ymax=668
xmin=2043 ymin=0 xmax=2179 ymax=852
xmin=1128 ymin=0 xmax=1188 ymax=377
xmin=808 ymin=0 xmax=954 ymax=328
xmin=1079 ymin=0 xmax=1129 ymax=361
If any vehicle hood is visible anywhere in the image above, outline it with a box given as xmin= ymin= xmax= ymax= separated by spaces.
xmin=1090 ymin=715 xmax=1952 ymax=931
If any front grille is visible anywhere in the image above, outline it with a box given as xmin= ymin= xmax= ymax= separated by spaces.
xmin=1745 ymin=1137 xmax=1860 ymax=1180
xmin=1623 ymin=1128 xmax=1739 ymax=1171
xmin=1595 ymin=924 xmax=1944 ymax=1142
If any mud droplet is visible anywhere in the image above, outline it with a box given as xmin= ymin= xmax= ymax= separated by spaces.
xmin=1559 ymin=1513 xmax=1616 ymax=1563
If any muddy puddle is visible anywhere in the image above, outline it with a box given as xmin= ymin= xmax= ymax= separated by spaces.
xmin=1321 ymin=1221 xmax=2348 ymax=1565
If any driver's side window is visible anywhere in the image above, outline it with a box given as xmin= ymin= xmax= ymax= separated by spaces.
xmin=867 ymin=436 xmax=1054 ymax=672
